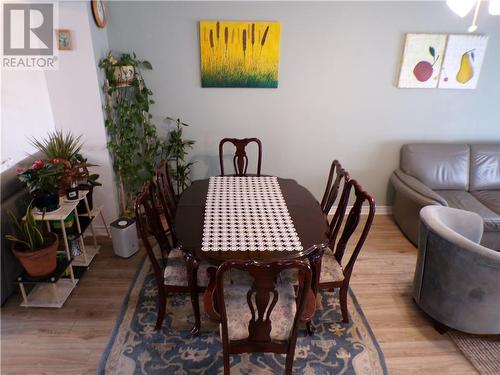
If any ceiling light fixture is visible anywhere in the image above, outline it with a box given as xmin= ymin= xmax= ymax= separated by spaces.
xmin=447 ymin=0 xmax=500 ymax=32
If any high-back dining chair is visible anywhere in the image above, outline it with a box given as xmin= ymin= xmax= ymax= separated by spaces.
xmin=219 ymin=138 xmax=262 ymax=176
xmin=320 ymin=160 xmax=350 ymax=216
xmin=319 ymin=179 xmax=376 ymax=323
xmin=215 ymin=259 xmax=312 ymax=375
xmin=135 ymin=181 xmax=208 ymax=335
xmin=155 ymin=160 xmax=178 ymax=244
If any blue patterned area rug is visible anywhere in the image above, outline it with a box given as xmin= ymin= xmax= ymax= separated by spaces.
xmin=98 ymin=258 xmax=387 ymax=375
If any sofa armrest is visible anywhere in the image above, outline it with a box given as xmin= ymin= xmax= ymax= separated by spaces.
xmin=393 ymin=169 xmax=448 ymax=206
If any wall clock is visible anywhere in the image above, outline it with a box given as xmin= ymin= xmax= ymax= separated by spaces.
xmin=91 ymin=0 xmax=107 ymax=28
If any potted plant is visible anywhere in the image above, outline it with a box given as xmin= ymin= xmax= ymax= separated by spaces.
xmin=73 ymin=153 xmax=101 ymax=213
xmin=165 ymin=117 xmax=195 ymax=194
xmin=17 ymin=159 xmax=65 ymax=212
xmin=30 ymin=131 xmax=101 ymax=209
xmin=99 ymin=51 xmax=166 ymax=216
xmin=5 ymin=203 xmax=59 ymax=278
xmin=99 ymin=52 xmax=152 ymax=88
xmin=30 ymin=130 xmax=83 ymax=164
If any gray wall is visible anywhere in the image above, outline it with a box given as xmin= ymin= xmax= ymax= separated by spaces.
xmin=107 ymin=1 xmax=500 ymax=206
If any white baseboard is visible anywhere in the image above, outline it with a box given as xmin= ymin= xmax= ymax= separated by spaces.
xmin=329 ymin=205 xmax=392 ymax=216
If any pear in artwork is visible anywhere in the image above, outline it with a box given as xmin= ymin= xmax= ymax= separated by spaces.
xmin=456 ymin=50 xmax=474 ymax=84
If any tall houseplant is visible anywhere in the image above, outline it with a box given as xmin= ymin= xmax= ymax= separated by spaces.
xmin=99 ymin=52 xmax=165 ymax=216
xmin=165 ymin=117 xmax=195 ymax=194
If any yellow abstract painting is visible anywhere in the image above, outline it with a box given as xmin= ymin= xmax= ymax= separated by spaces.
xmin=199 ymin=20 xmax=281 ymax=88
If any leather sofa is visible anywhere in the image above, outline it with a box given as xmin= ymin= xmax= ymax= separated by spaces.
xmin=414 ymin=206 xmax=500 ymax=334
xmin=391 ymin=144 xmax=500 ymax=250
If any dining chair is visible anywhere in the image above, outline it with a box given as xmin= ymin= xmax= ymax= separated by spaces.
xmin=320 ymin=160 xmax=350 ymax=216
xmin=219 ymin=138 xmax=262 ymax=176
xmin=135 ymin=181 xmax=208 ymax=335
xmin=319 ymin=179 xmax=376 ymax=323
xmin=215 ymin=259 xmax=312 ymax=375
xmin=155 ymin=160 xmax=178 ymax=244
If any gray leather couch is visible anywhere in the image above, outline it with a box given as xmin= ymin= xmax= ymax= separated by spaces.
xmin=1 ymin=156 xmax=38 ymax=305
xmin=391 ymin=144 xmax=500 ymax=250
xmin=414 ymin=206 xmax=500 ymax=334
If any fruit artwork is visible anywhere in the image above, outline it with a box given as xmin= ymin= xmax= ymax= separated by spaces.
xmin=413 ymin=46 xmax=440 ymax=82
xmin=456 ymin=49 xmax=475 ymax=84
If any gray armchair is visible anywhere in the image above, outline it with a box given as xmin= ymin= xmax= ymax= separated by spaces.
xmin=413 ymin=206 xmax=500 ymax=334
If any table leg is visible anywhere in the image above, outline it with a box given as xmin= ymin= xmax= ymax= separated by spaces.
xmin=302 ymin=249 xmax=323 ymax=335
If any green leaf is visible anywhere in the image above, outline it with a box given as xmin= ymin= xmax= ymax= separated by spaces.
xmin=429 ymin=46 xmax=435 ymax=58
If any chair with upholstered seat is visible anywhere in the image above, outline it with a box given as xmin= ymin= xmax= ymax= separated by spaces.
xmin=319 ymin=179 xmax=376 ymax=323
xmin=135 ymin=181 xmax=209 ymax=335
xmin=219 ymin=138 xmax=262 ymax=176
xmin=215 ymin=259 xmax=312 ymax=375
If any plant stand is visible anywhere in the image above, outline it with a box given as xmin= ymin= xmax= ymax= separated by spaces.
xmin=17 ymin=256 xmax=78 ymax=308
xmin=19 ymin=190 xmax=102 ymax=307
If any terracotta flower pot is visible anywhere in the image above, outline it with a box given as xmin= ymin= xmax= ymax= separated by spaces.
xmin=12 ymin=233 xmax=58 ymax=278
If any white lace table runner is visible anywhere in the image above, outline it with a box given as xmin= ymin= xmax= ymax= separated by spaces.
xmin=202 ymin=176 xmax=303 ymax=252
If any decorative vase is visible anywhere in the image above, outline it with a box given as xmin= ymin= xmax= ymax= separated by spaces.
xmin=113 ymin=65 xmax=134 ymax=87
xmin=33 ymin=191 xmax=60 ymax=212
xmin=12 ymin=233 xmax=58 ymax=278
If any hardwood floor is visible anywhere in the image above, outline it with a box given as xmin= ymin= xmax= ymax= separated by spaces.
xmin=1 ymin=216 xmax=477 ymax=374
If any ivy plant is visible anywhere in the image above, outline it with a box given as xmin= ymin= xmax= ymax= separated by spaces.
xmin=99 ymin=52 xmax=165 ymax=216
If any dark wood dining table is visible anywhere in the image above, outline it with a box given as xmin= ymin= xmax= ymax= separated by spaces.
xmin=175 ymin=177 xmax=329 ymax=330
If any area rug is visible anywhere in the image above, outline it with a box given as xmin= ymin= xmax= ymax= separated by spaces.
xmin=449 ymin=331 xmax=500 ymax=375
xmin=98 ymin=257 xmax=387 ymax=375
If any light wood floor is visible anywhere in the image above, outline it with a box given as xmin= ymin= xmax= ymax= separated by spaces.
xmin=1 ymin=216 xmax=477 ymax=374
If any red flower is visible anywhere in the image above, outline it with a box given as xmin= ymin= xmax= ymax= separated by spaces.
xmin=16 ymin=167 xmax=25 ymax=174
xmin=51 ymin=158 xmax=61 ymax=164
xmin=32 ymin=160 xmax=44 ymax=171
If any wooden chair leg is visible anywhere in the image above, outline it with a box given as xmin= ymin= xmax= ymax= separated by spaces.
xmin=339 ymin=284 xmax=349 ymax=323
xmin=306 ymin=321 xmax=315 ymax=335
xmin=155 ymin=288 xmax=167 ymax=330
xmin=284 ymin=351 xmax=295 ymax=375
xmin=186 ymin=255 xmax=201 ymax=336
xmin=223 ymin=351 xmax=230 ymax=375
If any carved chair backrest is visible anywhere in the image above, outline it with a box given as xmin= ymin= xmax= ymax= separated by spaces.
xmin=320 ymin=160 xmax=350 ymax=215
xmin=219 ymin=138 xmax=262 ymax=176
xmin=135 ymin=181 xmax=174 ymax=287
xmin=155 ymin=160 xmax=178 ymax=243
xmin=216 ymin=259 xmax=311 ymax=354
xmin=329 ymin=179 xmax=376 ymax=280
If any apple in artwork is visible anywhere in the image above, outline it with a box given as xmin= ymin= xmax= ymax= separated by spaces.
xmin=413 ymin=47 xmax=440 ymax=82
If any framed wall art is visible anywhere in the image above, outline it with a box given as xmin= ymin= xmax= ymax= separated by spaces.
xmin=398 ymin=33 xmax=447 ymax=88
xmin=56 ymin=29 xmax=72 ymax=51
xmin=199 ymin=20 xmax=281 ymax=88
xmin=438 ymin=34 xmax=488 ymax=89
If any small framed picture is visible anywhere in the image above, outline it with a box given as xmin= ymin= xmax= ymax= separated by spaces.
xmin=57 ymin=29 xmax=72 ymax=50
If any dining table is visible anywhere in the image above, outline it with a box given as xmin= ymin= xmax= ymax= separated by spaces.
xmin=174 ymin=176 xmax=329 ymax=332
